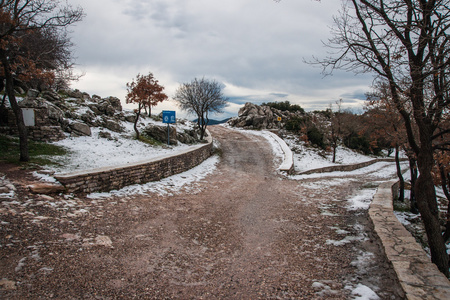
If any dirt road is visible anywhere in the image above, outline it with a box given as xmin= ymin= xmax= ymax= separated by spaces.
xmin=0 ymin=126 xmax=404 ymax=299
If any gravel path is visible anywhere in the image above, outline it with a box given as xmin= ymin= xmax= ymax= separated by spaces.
xmin=0 ymin=126 xmax=404 ymax=299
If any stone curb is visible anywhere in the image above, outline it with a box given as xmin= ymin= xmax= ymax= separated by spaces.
xmin=264 ymin=131 xmax=294 ymax=174
xmin=298 ymin=158 xmax=402 ymax=175
xmin=369 ymin=181 xmax=450 ymax=300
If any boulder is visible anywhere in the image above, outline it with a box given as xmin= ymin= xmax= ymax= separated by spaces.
xmin=41 ymin=90 xmax=63 ymax=103
xmin=102 ymin=118 xmax=124 ymax=133
xmin=105 ymin=96 xmax=122 ymax=111
xmin=143 ymin=124 xmax=177 ymax=145
xmin=63 ymin=89 xmax=86 ymax=99
xmin=177 ymin=129 xmax=201 ymax=144
xmin=70 ymin=122 xmax=91 ymax=136
xmin=94 ymin=97 xmax=121 ymax=116
xmin=98 ymin=131 xmax=117 ymax=141
xmin=27 ymin=89 xmax=40 ymax=99
xmin=28 ymin=183 xmax=65 ymax=194
xmin=229 ymin=102 xmax=300 ymax=130
xmin=80 ymin=111 xmax=100 ymax=126
xmin=43 ymin=101 xmax=65 ymax=123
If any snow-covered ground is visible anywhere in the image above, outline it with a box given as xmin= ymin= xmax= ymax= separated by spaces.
xmin=42 ymin=116 xmax=198 ymax=174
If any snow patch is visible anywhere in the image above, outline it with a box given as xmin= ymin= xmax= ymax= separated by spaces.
xmin=88 ymin=155 xmax=220 ymax=198
xmin=349 ymin=284 xmax=380 ymax=300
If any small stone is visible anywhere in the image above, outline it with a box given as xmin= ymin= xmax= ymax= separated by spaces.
xmin=95 ymin=235 xmax=113 ymax=248
xmin=0 ymin=279 xmax=16 ymax=290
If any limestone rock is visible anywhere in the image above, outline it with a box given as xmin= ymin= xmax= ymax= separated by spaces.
xmin=95 ymin=235 xmax=113 ymax=248
xmin=102 ymin=118 xmax=124 ymax=133
xmin=228 ymin=102 xmax=304 ymax=130
xmin=41 ymin=90 xmax=63 ymax=103
xmin=143 ymin=125 xmax=178 ymax=145
xmin=28 ymin=183 xmax=65 ymax=194
xmin=104 ymin=96 xmax=122 ymax=111
xmin=70 ymin=122 xmax=91 ymax=136
xmin=0 ymin=279 xmax=16 ymax=290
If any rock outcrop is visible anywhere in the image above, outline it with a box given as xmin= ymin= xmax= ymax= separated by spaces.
xmin=142 ymin=124 xmax=202 ymax=145
xmin=228 ymin=102 xmax=305 ymax=130
xmin=1 ymin=89 xmax=129 ymax=141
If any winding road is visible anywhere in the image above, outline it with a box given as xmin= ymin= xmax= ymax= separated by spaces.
xmin=1 ymin=126 xmax=404 ymax=299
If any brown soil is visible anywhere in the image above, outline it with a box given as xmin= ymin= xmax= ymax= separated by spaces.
xmin=0 ymin=126 xmax=404 ymax=299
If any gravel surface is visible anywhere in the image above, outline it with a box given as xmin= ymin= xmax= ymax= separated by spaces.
xmin=0 ymin=126 xmax=404 ymax=299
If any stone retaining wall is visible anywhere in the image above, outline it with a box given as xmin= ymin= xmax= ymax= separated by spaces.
xmin=55 ymin=138 xmax=213 ymax=194
xmin=369 ymin=181 xmax=450 ymax=299
xmin=298 ymin=158 xmax=398 ymax=175
xmin=0 ymin=125 xmax=66 ymax=142
xmin=0 ymin=107 xmax=66 ymax=142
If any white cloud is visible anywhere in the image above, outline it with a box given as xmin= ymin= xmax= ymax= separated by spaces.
xmin=68 ymin=0 xmax=374 ymax=118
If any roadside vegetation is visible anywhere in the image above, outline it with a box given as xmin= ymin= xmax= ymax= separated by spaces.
xmin=0 ymin=135 xmax=68 ymax=166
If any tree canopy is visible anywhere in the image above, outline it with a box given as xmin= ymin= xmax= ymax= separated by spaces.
xmin=317 ymin=0 xmax=450 ymax=276
xmin=174 ymin=78 xmax=228 ymax=140
xmin=126 ymin=72 xmax=168 ymax=140
xmin=0 ymin=0 xmax=84 ymax=161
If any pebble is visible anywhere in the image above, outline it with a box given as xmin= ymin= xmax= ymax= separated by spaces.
xmin=0 ymin=279 xmax=16 ymax=290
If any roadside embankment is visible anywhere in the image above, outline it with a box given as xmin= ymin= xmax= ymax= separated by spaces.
xmin=369 ymin=181 xmax=450 ymax=299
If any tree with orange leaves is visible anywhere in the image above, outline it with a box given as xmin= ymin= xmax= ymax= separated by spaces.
xmin=126 ymin=72 xmax=168 ymax=140
xmin=0 ymin=0 xmax=83 ymax=161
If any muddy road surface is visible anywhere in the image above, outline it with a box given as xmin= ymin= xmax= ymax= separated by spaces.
xmin=0 ymin=126 xmax=404 ymax=299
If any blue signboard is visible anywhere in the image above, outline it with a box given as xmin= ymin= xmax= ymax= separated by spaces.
xmin=162 ymin=110 xmax=176 ymax=124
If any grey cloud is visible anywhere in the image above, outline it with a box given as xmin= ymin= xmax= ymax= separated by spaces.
xmin=69 ymin=0 xmax=377 ymax=115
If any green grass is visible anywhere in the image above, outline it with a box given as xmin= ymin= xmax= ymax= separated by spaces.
xmin=138 ymin=134 xmax=164 ymax=146
xmin=0 ymin=135 xmax=68 ymax=166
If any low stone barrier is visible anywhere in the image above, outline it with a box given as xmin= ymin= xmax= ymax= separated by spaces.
xmin=298 ymin=158 xmax=398 ymax=175
xmin=55 ymin=135 xmax=213 ymax=194
xmin=369 ymin=181 xmax=450 ymax=299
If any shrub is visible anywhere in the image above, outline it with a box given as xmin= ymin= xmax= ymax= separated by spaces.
xmin=344 ymin=133 xmax=371 ymax=155
xmin=262 ymin=101 xmax=305 ymax=114
xmin=307 ymin=126 xmax=326 ymax=149
xmin=285 ymin=116 xmax=308 ymax=132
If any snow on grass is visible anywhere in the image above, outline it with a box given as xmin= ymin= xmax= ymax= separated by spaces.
xmin=290 ymin=161 xmax=407 ymax=181
xmin=43 ymin=117 xmax=197 ymax=174
xmin=283 ymin=136 xmax=374 ymax=173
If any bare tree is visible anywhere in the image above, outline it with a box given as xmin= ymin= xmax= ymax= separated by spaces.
xmin=174 ymin=78 xmax=228 ymax=140
xmin=0 ymin=0 xmax=84 ymax=162
xmin=330 ymin=99 xmax=342 ymax=163
xmin=315 ymin=0 xmax=450 ymax=276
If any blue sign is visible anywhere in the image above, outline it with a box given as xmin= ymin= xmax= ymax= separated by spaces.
xmin=162 ymin=110 xmax=176 ymax=124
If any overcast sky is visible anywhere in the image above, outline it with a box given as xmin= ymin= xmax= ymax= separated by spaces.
xmin=68 ymin=0 xmax=374 ymax=119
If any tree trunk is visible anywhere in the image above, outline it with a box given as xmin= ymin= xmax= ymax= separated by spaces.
xmin=439 ymin=164 xmax=450 ymax=242
xmin=409 ymin=157 xmax=419 ymax=214
xmin=332 ymin=145 xmax=337 ymax=163
xmin=1 ymin=51 xmax=29 ymax=162
xmin=134 ymin=104 xmax=142 ymax=140
xmin=395 ymin=145 xmax=404 ymax=202
xmin=415 ymin=149 xmax=449 ymax=277
xmin=199 ymin=115 xmax=206 ymax=140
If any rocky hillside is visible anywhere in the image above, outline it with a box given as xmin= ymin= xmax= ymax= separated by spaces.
xmin=4 ymin=89 xmax=202 ymax=145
